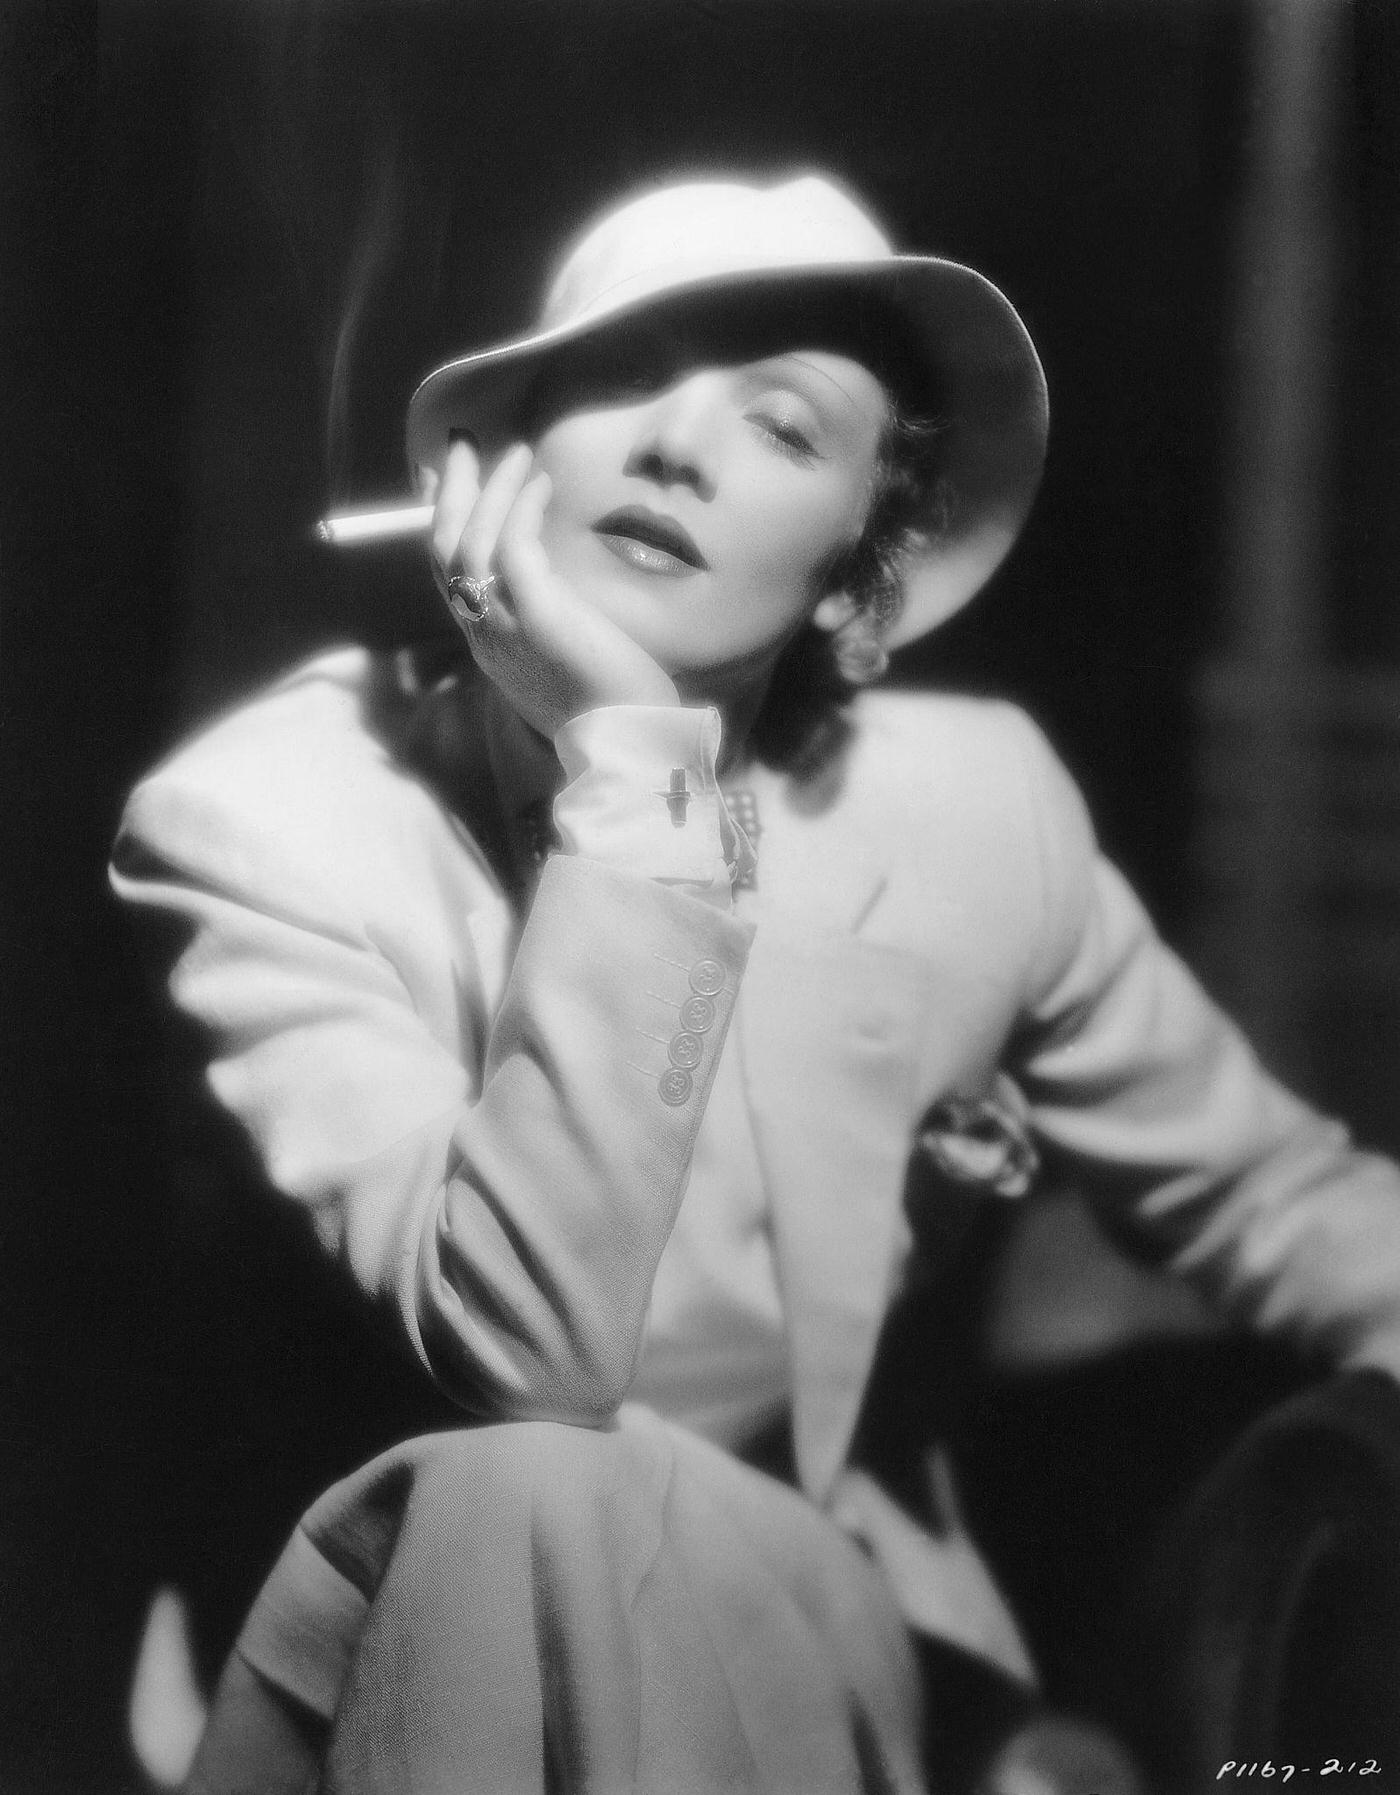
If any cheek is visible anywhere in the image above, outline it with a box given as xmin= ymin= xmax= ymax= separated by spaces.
xmin=532 ymin=431 xmax=612 ymax=564
xmin=531 ymin=419 xmax=614 ymax=509
xmin=733 ymin=481 xmax=866 ymax=600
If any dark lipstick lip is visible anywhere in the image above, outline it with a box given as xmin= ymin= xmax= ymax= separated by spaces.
xmin=592 ymin=506 xmax=709 ymax=570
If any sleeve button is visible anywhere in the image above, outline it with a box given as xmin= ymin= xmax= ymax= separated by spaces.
xmin=668 ymin=1031 xmax=704 ymax=1070
xmin=658 ymin=1067 xmax=694 ymax=1106
xmin=689 ymin=959 xmax=726 ymax=997
xmin=679 ymin=994 xmax=716 ymax=1033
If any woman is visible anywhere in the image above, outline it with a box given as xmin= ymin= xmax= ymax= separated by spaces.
xmin=113 ymin=173 xmax=1400 ymax=1794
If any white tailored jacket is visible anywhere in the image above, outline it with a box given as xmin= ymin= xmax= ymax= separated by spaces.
xmin=112 ymin=643 xmax=1400 ymax=1670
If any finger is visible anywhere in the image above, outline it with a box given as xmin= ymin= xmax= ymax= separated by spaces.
xmin=431 ymin=439 xmax=483 ymax=570
xmin=494 ymin=471 xmax=555 ymax=620
xmin=454 ymin=442 xmax=533 ymax=578
xmin=415 ymin=462 xmax=441 ymax=505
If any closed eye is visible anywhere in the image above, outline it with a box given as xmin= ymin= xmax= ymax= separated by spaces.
xmin=748 ymin=411 xmax=818 ymax=463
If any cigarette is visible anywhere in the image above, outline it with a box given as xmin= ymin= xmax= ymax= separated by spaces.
xmin=316 ymin=503 xmax=434 ymax=546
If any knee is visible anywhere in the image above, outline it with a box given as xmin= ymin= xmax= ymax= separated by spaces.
xmin=418 ymin=1416 xmax=631 ymax=1486
xmin=411 ymin=1416 xmax=673 ymax=1544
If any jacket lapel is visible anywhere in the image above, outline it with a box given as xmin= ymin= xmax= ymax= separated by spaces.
xmin=736 ymin=829 xmax=928 ymax=1502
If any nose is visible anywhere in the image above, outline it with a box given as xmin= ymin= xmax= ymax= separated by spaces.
xmin=623 ymin=372 xmax=721 ymax=502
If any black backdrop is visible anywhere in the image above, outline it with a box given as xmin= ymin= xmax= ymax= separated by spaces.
xmin=3 ymin=1 xmax=1397 ymax=1783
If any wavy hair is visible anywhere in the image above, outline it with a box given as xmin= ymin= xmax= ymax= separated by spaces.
xmin=750 ymin=399 xmax=949 ymax=779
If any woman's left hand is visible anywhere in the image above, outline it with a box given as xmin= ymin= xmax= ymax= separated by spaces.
xmin=424 ymin=441 xmax=680 ymax=740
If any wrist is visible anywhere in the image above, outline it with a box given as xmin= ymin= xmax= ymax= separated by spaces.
xmin=601 ymin=671 xmax=680 ymax=714
xmin=552 ymin=706 xmax=745 ymax=905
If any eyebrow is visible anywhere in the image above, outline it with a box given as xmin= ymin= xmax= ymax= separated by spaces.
xmin=752 ymin=353 xmax=862 ymax=411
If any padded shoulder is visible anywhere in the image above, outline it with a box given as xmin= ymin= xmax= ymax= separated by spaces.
xmin=817 ymin=687 xmax=1100 ymax=996
xmin=846 ymin=684 xmax=1046 ymax=774
xmin=840 ymin=685 xmax=1089 ymax=847
xmin=115 ymin=646 xmax=499 ymax=938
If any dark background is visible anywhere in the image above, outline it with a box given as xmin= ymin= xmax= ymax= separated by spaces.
xmin=3 ymin=1 xmax=1397 ymax=1786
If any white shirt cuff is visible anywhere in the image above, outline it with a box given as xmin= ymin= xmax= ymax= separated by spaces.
xmin=552 ymin=707 xmax=755 ymax=908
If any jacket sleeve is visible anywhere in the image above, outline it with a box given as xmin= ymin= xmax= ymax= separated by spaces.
xmin=1009 ymin=711 xmax=1400 ymax=1381
xmin=111 ymin=700 xmax=754 ymax=1425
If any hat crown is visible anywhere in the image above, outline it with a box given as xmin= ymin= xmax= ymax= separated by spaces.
xmin=539 ymin=175 xmax=894 ymax=332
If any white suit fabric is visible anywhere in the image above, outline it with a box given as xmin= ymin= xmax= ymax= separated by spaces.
xmin=111 ymin=642 xmax=1400 ymax=1790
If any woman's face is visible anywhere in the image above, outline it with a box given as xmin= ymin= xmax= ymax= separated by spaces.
xmin=522 ymin=298 xmax=889 ymax=702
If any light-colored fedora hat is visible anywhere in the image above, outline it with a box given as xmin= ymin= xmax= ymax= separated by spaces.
xmin=406 ymin=172 xmax=1047 ymax=647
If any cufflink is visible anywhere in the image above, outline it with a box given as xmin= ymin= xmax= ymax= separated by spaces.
xmin=656 ymin=768 xmax=691 ymax=826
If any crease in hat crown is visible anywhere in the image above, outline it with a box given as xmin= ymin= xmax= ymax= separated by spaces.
xmin=539 ymin=176 xmax=896 ymax=331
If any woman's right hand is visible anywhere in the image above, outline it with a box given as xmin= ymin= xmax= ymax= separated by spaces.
xmin=423 ymin=439 xmax=680 ymax=741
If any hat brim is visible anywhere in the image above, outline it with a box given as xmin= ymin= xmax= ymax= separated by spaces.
xmin=406 ymin=256 xmax=1047 ymax=648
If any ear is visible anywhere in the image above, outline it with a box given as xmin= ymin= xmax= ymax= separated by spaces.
xmin=812 ymin=590 xmax=858 ymax=633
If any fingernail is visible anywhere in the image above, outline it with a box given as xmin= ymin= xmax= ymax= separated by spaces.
xmin=448 ymin=428 xmax=478 ymax=449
